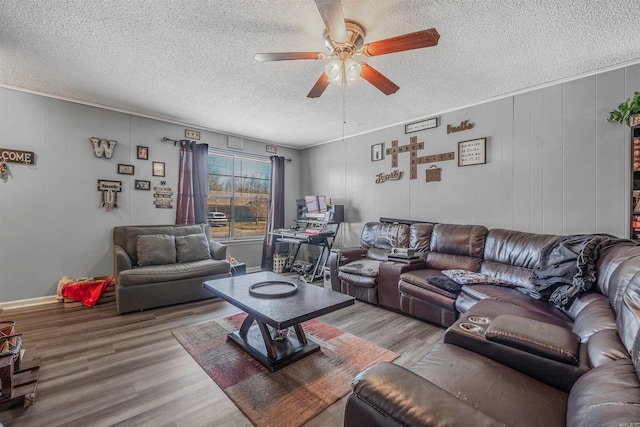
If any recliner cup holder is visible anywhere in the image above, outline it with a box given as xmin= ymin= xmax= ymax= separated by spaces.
xmin=467 ymin=316 xmax=490 ymax=325
xmin=459 ymin=322 xmax=484 ymax=334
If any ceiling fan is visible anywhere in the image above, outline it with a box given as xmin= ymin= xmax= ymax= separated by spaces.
xmin=255 ymin=0 xmax=440 ymax=98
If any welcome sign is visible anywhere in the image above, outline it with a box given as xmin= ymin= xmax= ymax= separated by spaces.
xmin=0 ymin=148 xmax=36 ymax=165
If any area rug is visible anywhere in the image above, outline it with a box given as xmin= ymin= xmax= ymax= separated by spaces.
xmin=172 ymin=313 xmax=399 ymax=427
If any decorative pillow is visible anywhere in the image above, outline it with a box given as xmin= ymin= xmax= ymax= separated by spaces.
xmin=426 ymin=275 xmax=462 ymax=293
xmin=137 ymin=234 xmax=176 ymax=266
xmin=175 ymin=233 xmax=211 ymax=263
xmin=442 ymin=269 xmax=514 ymax=287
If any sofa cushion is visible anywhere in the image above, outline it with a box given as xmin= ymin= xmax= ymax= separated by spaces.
xmin=567 ymin=358 xmax=640 ymax=426
xmin=400 ymin=270 xmax=461 ymax=297
xmin=411 ymin=343 xmax=568 ymax=426
xmin=586 ymin=329 xmax=629 ymax=368
xmin=136 ymin=234 xmax=176 ymax=266
xmin=481 ymin=228 xmax=560 ymax=290
xmin=118 ymin=259 xmax=230 ymax=287
xmin=365 ymin=248 xmax=389 ymax=261
xmin=409 ymin=223 xmax=434 ymax=253
xmin=426 ymin=223 xmax=488 ymax=271
xmin=398 ymin=270 xmax=460 ymax=300
xmin=360 ymin=222 xmax=410 ymax=250
xmin=175 ymin=233 xmax=211 ymax=263
xmin=458 ymin=285 xmax=573 ymax=323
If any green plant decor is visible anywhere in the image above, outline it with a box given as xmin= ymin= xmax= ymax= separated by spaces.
xmin=608 ymin=91 xmax=640 ymax=126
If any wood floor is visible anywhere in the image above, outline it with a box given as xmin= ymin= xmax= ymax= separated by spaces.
xmin=0 ymin=295 xmax=445 ymax=427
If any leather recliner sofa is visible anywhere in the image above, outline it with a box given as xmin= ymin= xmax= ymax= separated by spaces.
xmin=333 ymin=221 xmax=640 ymax=425
xmin=343 ymin=241 xmax=640 ymax=425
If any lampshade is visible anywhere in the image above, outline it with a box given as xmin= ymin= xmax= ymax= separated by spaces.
xmin=324 ymin=58 xmax=362 ymax=86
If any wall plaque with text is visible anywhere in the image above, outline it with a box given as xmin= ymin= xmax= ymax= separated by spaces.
xmin=458 ymin=138 xmax=486 ymax=166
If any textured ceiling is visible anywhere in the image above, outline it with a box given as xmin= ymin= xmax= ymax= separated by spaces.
xmin=1 ymin=1 xmax=640 ymax=148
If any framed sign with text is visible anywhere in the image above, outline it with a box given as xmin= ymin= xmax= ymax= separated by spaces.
xmin=405 ymin=117 xmax=438 ymax=134
xmin=458 ymin=138 xmax=486 ymax=166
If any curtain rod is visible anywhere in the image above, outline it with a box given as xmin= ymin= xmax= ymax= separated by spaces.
xmin=162 ymin=137 xmax=192 ymax=147
xmin=165 ymin=137 xmax=292 ymax=161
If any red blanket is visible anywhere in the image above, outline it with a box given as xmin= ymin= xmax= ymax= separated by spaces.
xmin=61 ymin=278 xmax=112 ymax=307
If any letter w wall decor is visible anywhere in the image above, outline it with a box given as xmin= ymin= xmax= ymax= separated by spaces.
xmin=90 ymin=137 xmax=117 ymax=159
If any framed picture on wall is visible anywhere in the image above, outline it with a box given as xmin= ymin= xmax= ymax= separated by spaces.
xmin=137 ymin=146 xmax=149 ymax=160
xmin=135 ymin=180 xmax=151 ymax=190
xmin=371 ymin=143 xmax=384 ymax=162
xmin=458 ymin=138 xmax=486 ymax=166
xmin=152 ymin=161 xmax=165 ymax=177
xmin=117 ymin=164 xmax=134 ymax=175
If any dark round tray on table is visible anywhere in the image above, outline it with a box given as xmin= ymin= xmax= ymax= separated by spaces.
xmin=248 ymin=281 xmax=298 ymax=298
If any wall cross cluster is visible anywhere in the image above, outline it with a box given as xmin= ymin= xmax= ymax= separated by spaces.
xmin=386 ymin=136 xmax=455 ymax=180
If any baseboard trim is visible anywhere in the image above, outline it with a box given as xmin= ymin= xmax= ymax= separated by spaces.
xmin=0 ymin=295 xmax=59 ymax=310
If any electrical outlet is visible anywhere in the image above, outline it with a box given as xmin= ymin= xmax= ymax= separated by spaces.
xmin=228 ymin=136 xmax=244 ymax=150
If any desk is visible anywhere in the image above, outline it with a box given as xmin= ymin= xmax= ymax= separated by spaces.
xmin=270 ymin=227 xmax=337 ymax=281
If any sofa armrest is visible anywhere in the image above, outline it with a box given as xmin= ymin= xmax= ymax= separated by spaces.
xmin=377 ymin=260 xmax=426 ymax=310
xmin=209 ymin=240 xmax=227 ymax=260
xmin=345 ymin=362 xmax=503 ymax=427
xmin=114 ymin=245 xmax=132 ymax=277
xmin=328 ymin=247 xmax=366 ymax=291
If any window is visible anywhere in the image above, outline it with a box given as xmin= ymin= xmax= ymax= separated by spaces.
xmin=207 ymin=149 xmax=270 ymax=240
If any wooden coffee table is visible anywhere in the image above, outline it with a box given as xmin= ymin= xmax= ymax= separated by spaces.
xmin=203 ymin=271 xmax=354 ymax=372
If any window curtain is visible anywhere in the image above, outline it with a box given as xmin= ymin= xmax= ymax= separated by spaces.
xmin=176 ymin=141 xmax=209 ymax=225
xmin=261 ymin=156 xmax=285 ymax=271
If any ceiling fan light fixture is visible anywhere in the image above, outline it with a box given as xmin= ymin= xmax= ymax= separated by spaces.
xmin=324 ymin=59 xmax=343 ymax=85
xmin=344 ymin=58 xmax=362 ymax=85
xmin=324 ymin=58 xmax=362 ymax=86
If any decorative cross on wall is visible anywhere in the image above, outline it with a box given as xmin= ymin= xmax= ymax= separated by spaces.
xmin=386 ymin=136 xmax=455 ymax=179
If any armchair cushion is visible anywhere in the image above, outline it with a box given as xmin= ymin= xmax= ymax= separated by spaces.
xmin=176 ymin=233 xmax=211 ymax=263
xmin=136 ymin=234 xmax=176 ymax=266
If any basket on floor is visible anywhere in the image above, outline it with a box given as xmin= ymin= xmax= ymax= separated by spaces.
xmin=273 ymin=254 xmax=287 ymax=273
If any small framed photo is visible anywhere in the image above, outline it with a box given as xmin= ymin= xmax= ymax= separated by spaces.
xmin=117 ymin=164 xmax=135 ymax=175
xmin=371 ymin=143 xmax=384 ymax=162
xmin=152 ymin=161 xmax=165 ymax=177
xmin=135 ymin=180 xmax=151 ymax=190
xmin=458 ymin=138 xmax=486 ymax=166
xmin=137 ymin=146 xmax=149 ymax=160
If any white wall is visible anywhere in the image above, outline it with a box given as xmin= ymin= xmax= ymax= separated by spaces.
xmin=301 ymin=65 xmax=640 ymax=248
xmin=0 ymin=88 xmax=300 ymax=302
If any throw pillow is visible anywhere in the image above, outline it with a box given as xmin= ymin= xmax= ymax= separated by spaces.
xmin=442 ymin=269 xmax=514 ymax=287
xmin=426 ymin=275 xmax=462 ymax=293
xmin=137 ymin=234 xmax=176 ymax=266
xmin=175 ymin=233 xmax=212 ymax=263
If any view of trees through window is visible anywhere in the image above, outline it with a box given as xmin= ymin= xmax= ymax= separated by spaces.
xmin=207 ymin=150 xmax=270 ymax=239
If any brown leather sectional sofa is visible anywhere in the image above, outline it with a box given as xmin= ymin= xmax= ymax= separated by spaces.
xmin=328 ymin=221 xmax=640 ymax=425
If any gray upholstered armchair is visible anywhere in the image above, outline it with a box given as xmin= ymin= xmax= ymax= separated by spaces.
xmin=113 ymin=224 xmax=231 ymax=314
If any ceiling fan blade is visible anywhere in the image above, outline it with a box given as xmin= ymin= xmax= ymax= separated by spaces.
xmin=361 ymin=28 xmax=440 ymax=57
xmin=307 ymin=73 xmax=330 ymax=98
xmin=359 ymin=63 xmax=399 ymax=95
xmin=254 ymin=52 xmax=325 ymax=62
xmin=314 ymin=0 xmax=347 ymax=44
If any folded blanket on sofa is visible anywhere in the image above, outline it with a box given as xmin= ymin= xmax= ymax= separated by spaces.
xmin=529 ymin=234 xmax=637 ymax=308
